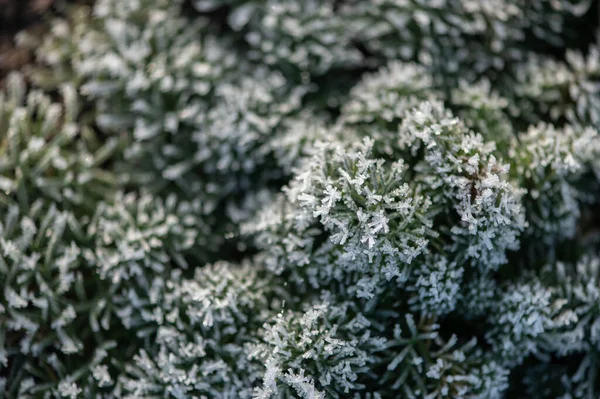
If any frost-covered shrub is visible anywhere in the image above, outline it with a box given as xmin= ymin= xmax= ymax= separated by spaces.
xmin=398 ymin=101 xmax=526 ymax=271
xmin=0 ymin=73 xmax=120 ymax=214
xmin=85 ymin=192 xmax=216 ymax=335
xmin=455 ymin=270 xmax=498 ymax=319
xmin=3 ymin=0 xmax=600 ymax=397
xmin=32 ymin=0 xmax=324 ymax=227
xmin=118 ymin=261 xmax=279 ymax=399
xmin=510 ymin=45 xmax=600 ymax=129
xmin=75 ymin=0 xmax=241 ymax=196
xmin=69 ymin=0 xmax=321 ymax=213
xmin=250 ymin=100 xmax=526 ymax=294
xmin=382 ymin=317 xmax=509 ymax=399
xmin=339 ymin=62 xmax=514 ymax=157
xmin=406 ymin=254 xmax=464 ymax=317
xmin=485 ymin=277 xmax=577 ymax=368
xmin=80 ymin=0 xmax=235 ymax=128
xmin=195 ymin=0 xmax=592 ymax=83
xmin=339 ymin=0 xmax=589 ymax=83
xmin=15 ymin=6 xmax=91 ymax=89
xmin=508 ymin=124 xmax=600 ymax=246
xmin=518 ymin=255 xmax=600 ymax=397
xmin=187 ymin=70 xmax=310 ymax=196
xmin=249 ymin=297 xmax=387 ymax=398
xmin=449 ymin=79 xmax=514 ymax=146
xmin=537 ymin=255 xmax=600 ymax=357
xmin=342 ymin=0 xmax=525 ymax=75
xmin=0 ymin=202 xmax=115 ymax=398
xmin=213 ymin=0 xmax=364 ymax=77
xmin=248 ymin=137 xmax=433 ymax=298
xmin=339 ymin=62 xmax=438 ymax=156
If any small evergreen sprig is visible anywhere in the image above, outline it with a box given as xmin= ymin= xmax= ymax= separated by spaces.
xmin=508 ymin=123 xmax=600 ymax=248
xmin=118 ymin=261 xmax=280 ymax=399
xmin=398 ymin=101 xmax=526 ymax=271
xmin=0 ymin=73 xmax=121 ymax=214
xmin=248 ymin=136 xmax=433 ymax=298
xmin=0 ymin=202 xmax=114 ymax=398
xmin=249 ymin=295 xmax=387 ymax=398
xmin=510 ymin=45 xmax=600 ymax=129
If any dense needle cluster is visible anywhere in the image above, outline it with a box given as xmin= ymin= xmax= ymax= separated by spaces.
xmin=1 ymin=0 xmax=600 ymax=397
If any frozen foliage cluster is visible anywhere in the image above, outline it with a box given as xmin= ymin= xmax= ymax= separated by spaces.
xmin=509 ymin=124 xmax=600 ymax=246
xmin=248 ymin=137 xmax=433 ymax=298
xmin=250 ymin=298 xmax=386 ymax=398
xmin=118 ymin=261 xmax=277 ymax=398
xmin=0 ymin=73 xmax=120 ymax=214
xmin=510 ymin=45 xmax=600 ymax=129
xmin=1 ymin=0 xmax=600 ymax=397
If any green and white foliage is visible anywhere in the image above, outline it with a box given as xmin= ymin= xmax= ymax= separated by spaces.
xmin=508 ymin=123 xmax=600 ymax=245
xmin=398 ymin=101 xmax=526 ymax=271
xmin=339 ymin=61 xmax=438 ymax=156
xmin=15 ymin=6 xmax=92 ymax=89
xmin=197 ymin=0 xmax=365 ymax=77
xmin=268 ymin=113 xmax=329 ymax=175
xmin=456 ymin=270 xmax=498 ymax=319
xmin=450 ymin=79 xmax=513 ymax=146
xmin=375 ymin=313 xmax=508 ymax=399
xmin=0 ymin=202 xmax=114 ymax=398
xmin=3 ymin=0 xmax=600 ymax=397
xmin=72 ymin=0 xmax=242 ymax=198
xmin=225 ymin=114 xmax=329 ymax=225
xmin=118 ymin=261 xmax=278 ymax=399
xmin=250 ymin=100 xmax=525 ymax=298
xmin=511 ymin=45 xmax=600 ymax=129
xmin=542 ymin=255 xmax=600 ymax=356
xmin=485 ymin=277 xmax=577 ymax=368
xmin=249 ymin=137 xmax=433 ymax=298
xmin=193 ymin=0 xmax=592 ymax=83
xmin=79 ymin=0 xmax=237 ymax=132
xmin=85 ymin=191 xmax=213 ymax=334
xmin=249 ymin=296 xmax=387 ymax=398
xmin=343 ymin=0 xmax=592 ymax=81
xmin=338 ymin=62 xmax=513 ymax=156
xmin=515 ymin=254 xmax=600 ymax=398
xmin=340 ymin=0 xmax=525 ymax=82
xmin=59 ymin=0 xmax=318 ymax=213
xmin=189 ymin=69 xmax=310 ymax=197
xmin=0 ymin=73 xmax=120 ymax=214
xmin=233 ymin=0 xmax=364 ymax=77
xmin=406 ymin=254 xmax=464 ymax=317
xmin=504 ymin=254 xmax=600 ymax=397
